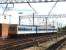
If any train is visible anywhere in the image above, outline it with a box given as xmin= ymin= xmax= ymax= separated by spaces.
xmin=12 ymin=25 xmax=57 ymax=39
xmin=0 ymin=23 xmax=57 ymax=39
xmin=18 ymin=25 xmax=57 ymax=34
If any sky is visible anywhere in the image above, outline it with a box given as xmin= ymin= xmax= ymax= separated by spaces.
xmin=14 ymin=2 xmax=66 ymax=15
xmin=0 ymin=2 xmax=66 ymax=27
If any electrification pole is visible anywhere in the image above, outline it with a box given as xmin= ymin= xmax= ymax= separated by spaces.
xmin=33 ymin=13 xmax=34 ymax=26
xmin=53 ymin=20 xmax=54 ymax=32
xmin=19 ymin=16 xmax=21 ymax=26
xmin=45 ymin=17 xmax=48 ymax=32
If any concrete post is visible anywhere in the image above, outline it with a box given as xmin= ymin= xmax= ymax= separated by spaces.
xmin=2 ymin=24 xmax=9 ymax=40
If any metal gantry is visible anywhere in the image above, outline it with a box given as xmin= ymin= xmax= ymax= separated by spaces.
xmin=19 ymin=14 xmax=66 ymax=18
xmin=0 ymin=0 xmax=66 ymax=4
xmin=18 ymin=14 xmax=66 ymax=26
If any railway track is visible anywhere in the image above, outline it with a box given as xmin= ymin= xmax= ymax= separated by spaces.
xmin=57 ymin=40 xmax=66 ymax=50
xmin=0 ymin=33 xmax=63 ymax=50
xmin=46 ymin=38 xmax=66 ymax=50
xmin=0 ymin=36 xmax=50 ymax=50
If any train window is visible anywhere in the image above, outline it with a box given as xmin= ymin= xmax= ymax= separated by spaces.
xmin=18 ymin=27 xmax=32 ymax=31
